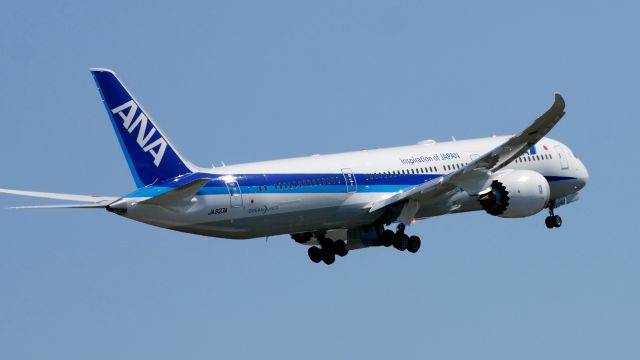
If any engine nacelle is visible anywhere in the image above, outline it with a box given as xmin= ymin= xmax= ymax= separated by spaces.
xmin=478 ymin=170 xmax=550 ymax=218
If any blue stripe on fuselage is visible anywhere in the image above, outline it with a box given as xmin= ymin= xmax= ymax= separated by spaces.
xmin=122 ymin=172 xmax=578 ymax=198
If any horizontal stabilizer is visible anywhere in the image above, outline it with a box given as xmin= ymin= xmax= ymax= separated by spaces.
xmin=0 ymin=188 xmax=117 ymax=203
xmin=10 ymin=203 xmax=109 ymax=209
xmin=139 ymin=178 xmax=211 ymax=206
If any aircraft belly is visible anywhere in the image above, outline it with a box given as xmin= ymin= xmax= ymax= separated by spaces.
xmin=548 ymin=179 xmax=579 ymax=200
xmin=130 ymin=192 xmax=381 ymax=239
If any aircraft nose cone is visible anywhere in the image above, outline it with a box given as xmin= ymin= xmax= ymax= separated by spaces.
xmin=574 ymin=160 xmax=589 ymax=191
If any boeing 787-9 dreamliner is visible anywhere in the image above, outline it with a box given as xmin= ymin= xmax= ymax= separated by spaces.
xmin=0 ymin=69 xmax=589 ymax=265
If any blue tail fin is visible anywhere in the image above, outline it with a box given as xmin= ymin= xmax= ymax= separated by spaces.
xmin=91 ymin=68 xmax=194 ymax=188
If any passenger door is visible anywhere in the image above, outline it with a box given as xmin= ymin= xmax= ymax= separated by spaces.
xmin=225 ymin=180 xmax=243 ymax=208
xmin=341 ymin=168 xmax=357 ymax=193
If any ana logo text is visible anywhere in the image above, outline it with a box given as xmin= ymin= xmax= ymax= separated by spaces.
xmin=111 ymin=100 xmax=167 ymax=167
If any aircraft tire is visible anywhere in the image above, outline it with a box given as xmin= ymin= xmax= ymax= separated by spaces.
xmin=380 ymin=229 xmax=394 ymax=247
xmin=334 ymin=240 xmax=348 ymax=257
xmin=545 ymin=216 xmax=554 ymax=228
xmin=308 ymin=246 xmax=323 ymax=263
xmin=407 ymin=236 xmax=421 ymax=253
xmin=393 ymin=233 xmax=409 ymax=251
xmin=322 ymin=252 xmax=336 ymax=265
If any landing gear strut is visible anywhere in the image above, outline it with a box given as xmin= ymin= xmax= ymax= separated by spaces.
xmin=307 ymin=236 xmax=348 ymax=265
xmin=545 ymin=201 xmax=562 ymax=229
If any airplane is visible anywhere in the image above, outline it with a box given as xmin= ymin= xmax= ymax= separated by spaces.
xmin=0 ymin=69 xmax=589 ymax=265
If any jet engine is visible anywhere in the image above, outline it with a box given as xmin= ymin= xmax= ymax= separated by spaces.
xmin=478 ymin=170 xmax=550 ymax=218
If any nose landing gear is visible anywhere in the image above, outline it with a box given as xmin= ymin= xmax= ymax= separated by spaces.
xmin=545 ymin=202 xmax=562 ymax=229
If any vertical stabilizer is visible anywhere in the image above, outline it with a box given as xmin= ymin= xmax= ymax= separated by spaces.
xmin=91 ymin=68 xmax=194 ymax=188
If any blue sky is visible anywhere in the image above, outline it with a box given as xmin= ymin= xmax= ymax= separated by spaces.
xmin=0 ymin=1 xmax=637 ymax=359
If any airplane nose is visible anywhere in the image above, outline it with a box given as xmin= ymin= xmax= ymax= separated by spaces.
xmin=574 ymin=160 xmax=589 ymax=191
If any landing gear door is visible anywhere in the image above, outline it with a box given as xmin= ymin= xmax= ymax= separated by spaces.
xmin=341 ymin=168 xmax=357 ymax=193
xmin=225 ymin=180 xmax=243 ymax=208
xmin=554 ymin=145 xmax=570 ymax=170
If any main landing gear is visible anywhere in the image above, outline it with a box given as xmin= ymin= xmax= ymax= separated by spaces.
xmin=545 ymin=202 xmax=562 ymax=229
xmin=379 ymin=224 xmax=421 ymax=254
xmin=308 ymin=237 xmax=348 ymax=265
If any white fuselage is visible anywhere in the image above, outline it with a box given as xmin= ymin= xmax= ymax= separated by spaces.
xmin=119 ymin=136 xmax=588 ymax=239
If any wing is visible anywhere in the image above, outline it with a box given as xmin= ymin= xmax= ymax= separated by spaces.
xmin=0 ymin=188 xmax=118 ymax=209
xmin=369 ymin=93 xmax=566 ymax=214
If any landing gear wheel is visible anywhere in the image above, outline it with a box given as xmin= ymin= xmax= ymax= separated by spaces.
xmin=393 ymin=233 xmax=409 ymax=251
xmin=333 ymin=240 xmax=348 ymax=257
xmin=322 ymin=252 xmax=336 ymax=265
xmin=380 ymin=229 xmax=394 ymax=247
xmin=545 ymin=215 xmax=562 ymax=228
xmin=308 ymin=246 xmax=323 ymax=263
xmin=545 ymin=216 xmax=554 ymax=229
xmin=407 ymin=236 xmax=421 ymax=253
